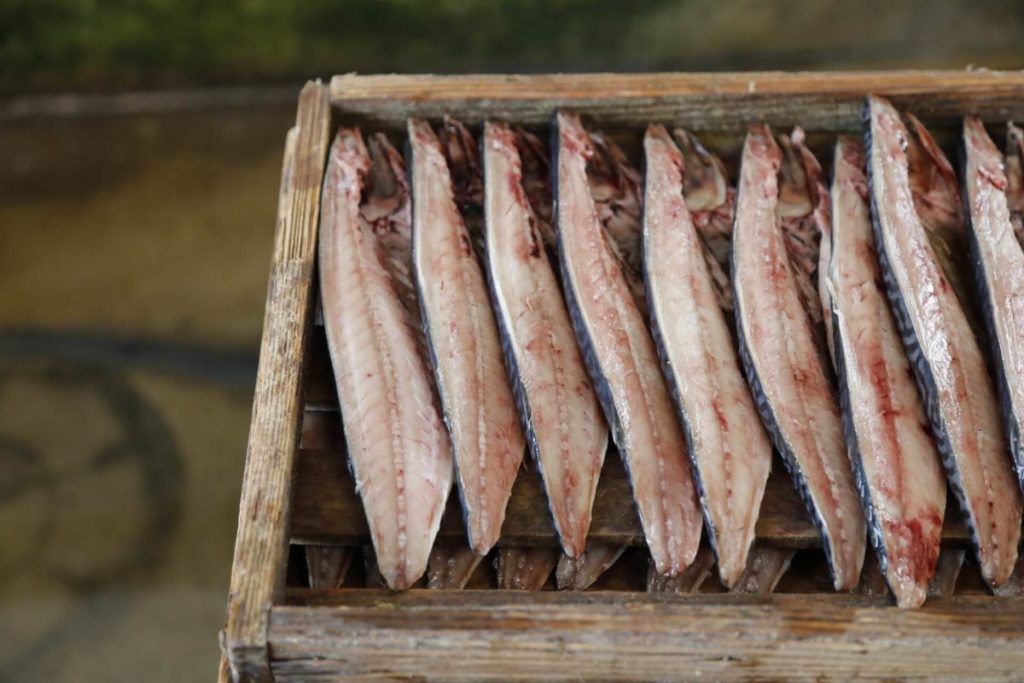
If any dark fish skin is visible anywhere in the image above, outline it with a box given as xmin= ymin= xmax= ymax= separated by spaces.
xmin=554 ymin=111 xmax=703 ymax=577
xmin=732 ymin=124 xmax=866 ymax=591
xmin=826 ymin=135 xmax=946 ymax=608
xmin=865 ymin=96 xmax=1022 ymax=588
xmin=962 ymin=116 xmax=1024 ymax=491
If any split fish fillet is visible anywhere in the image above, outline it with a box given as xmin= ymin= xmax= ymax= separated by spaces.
xmin=733 ymin=123 xmax=866 ymax=590
xmin=865 ymin=97 xmax=1022 ymax=587
xmin=318 ymin=127 xmax=453 ymax=590
xmin=483 ymin=120 xmax=608 ymax=558
xmin=555 ymin=111 xmax=702 ymax=577
xmin=409 ymin=117 xmax=525 ymax=555
xmin=825 ymin=135 xmax=946 ymax=607
xmin=642 ymin=124 xmax=772 ymax=588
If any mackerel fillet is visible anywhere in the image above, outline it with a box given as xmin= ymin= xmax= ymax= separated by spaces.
xmin=319 ymin=129 xmax=453 ymax=590
xmin=825 ymin=135 xmax=946 ymax=607
xmin=555 ymin=111 xmax=702 ymax=576
xmin=733 ymin=124 xmax=866 ymax=590
xmin=643 ymin=124 xmax=772 ymax=587
xmin=866 ymin=97 xmax=1022 ymax=587
xmin=409 ymin=117 xmax=525 ymax=555
xmin=963 ymin=116 xmax=1024 ymax=491
xmin=483 ymin=121 xmax=608 ymax=557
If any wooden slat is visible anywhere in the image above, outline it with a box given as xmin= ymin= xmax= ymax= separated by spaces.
xmin=329 ymin=71 xmax=1024 ymax=130
xmin=222 ymin=81 xmax=331 ymax=683
xmin=289 ymin=440 xmax=969 ymax=549
xmin=269 ymin=592 xmax=1024 ymax=680
xmin=218 ymin=653 xmax=231 ymax=683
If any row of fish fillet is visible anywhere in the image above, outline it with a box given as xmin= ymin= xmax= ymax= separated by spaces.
xmin=316 ymin=95 xmax=1024 ymax=607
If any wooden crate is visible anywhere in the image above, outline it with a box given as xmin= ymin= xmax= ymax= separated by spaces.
xmin=222 ymin=72 xmax=1024 ymax=682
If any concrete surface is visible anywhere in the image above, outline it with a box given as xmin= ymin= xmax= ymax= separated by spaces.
xmin=0 ymin=105 xmax=293 ymax=682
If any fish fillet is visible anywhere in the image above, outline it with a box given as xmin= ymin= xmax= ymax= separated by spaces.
xmin=642 ymin=124 xmax=772 ymax=587
xmin=963 ymin=116 xmax=1024 ymax=491
xmin=409 ymin=117 xmax=525 ymax=555
xmin=825 ymin=135 xmax=946 ymax=607
xmin=733 ymin=123 xmax=866 ymax=591
xmin=555 ymin=111 xmax=702 ymax=577
xmin=483 ymin=120 xmax=608 ymax=558
xmin=318 ymin=129 xmax=453 ymax=590
xmin=865 ymin=96 xmax=1022 ymax=587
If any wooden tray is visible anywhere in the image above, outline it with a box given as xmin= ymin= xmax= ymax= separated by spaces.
xmin=222 ymin=72 xmax=1024 ymax=682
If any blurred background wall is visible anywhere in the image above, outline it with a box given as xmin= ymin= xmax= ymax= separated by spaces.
xmin=1 ymin=2 xmax=1023 ymax=681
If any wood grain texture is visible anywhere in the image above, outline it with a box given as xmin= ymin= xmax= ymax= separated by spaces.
xmin=223 ymin=80 xmax=330 ymax=683
xmin=289 ymin=438 xmax=970 ymax=549
xmin=218 ymin=653 xmax=231 ymax=683
xmin=329 ymin=71 xmax=1024 ymax=130
xmin=269 ymin=592 xmax=1024 ymax=681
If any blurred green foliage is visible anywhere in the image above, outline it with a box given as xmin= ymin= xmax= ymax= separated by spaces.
xmin=0 ymin=0 xmax=669 ymax=91
xmin=2 ymin=0 xmax=1023 ymax=93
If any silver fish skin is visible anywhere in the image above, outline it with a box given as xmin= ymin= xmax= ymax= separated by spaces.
xmin=642 ymin=124 xmax=772 ymax=588
xmin=319 ymin=128 xmax=453 ymax=590
xmin=732 ymin=123 xmax=866 ymax=591
xmin=408 ymin=117 xmax=525 ymax=556
xmin=555 ymin=111 xmax=702 ymax=577
xmin=866 ymin=96 xmax=1022 ymax=588
xmin=483 ymin=120 xmax=608 ymax=558
xmin=963 ymin=116 xmax=1024 ymax=492
xmin=826 ymin=135 xmax=946 ymax=608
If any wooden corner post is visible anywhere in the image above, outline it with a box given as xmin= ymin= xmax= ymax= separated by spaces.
xmin=222 ymin=80 xmax=331 ymax=683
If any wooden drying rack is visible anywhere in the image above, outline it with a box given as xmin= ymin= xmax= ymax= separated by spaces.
xmin=222 ymin=71 xmax=1024 ymax=682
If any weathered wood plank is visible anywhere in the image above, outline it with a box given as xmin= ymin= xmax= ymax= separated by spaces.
xmin=223 ymin=80 xmax=331 ymax=683
xmin=218 ymin=653 xmax=231 ymax=683
xmin=329 ymin=71 xmax=1024 ymax=131
xmin=269 ymin=593 xmax=1024 ymax=681
xmin=289 ymin=441 xmax=970 ymax=549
